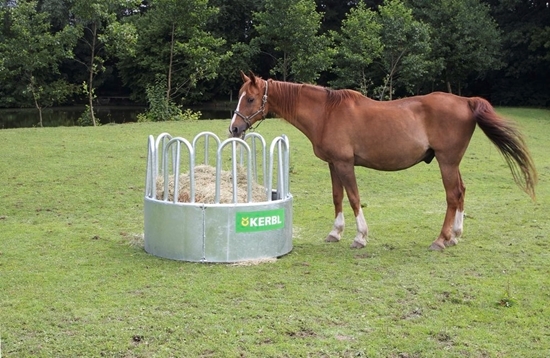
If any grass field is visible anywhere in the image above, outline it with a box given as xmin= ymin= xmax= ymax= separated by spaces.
xmin=1 ymin=108 xmax=549 ymax=357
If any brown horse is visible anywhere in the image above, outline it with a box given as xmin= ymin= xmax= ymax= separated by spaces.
xmin=229 ymin=71 xmax=537 ymax=250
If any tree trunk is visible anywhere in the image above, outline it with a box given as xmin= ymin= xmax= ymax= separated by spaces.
xmin=167 ymin=23 xmax=175 ymax=103
xmin=37 ymin=106 xmax=43 ymax=128
xmin=360 ymin=69 xmax=368 ymax=96
xmin=283 ymin=52 xmax=288 ymax=82
xmin=32 ymin=94 xmax=43 ymax=128
xmin=446 ymin=81 xmax=452 ymax=94
xmin=29 ymin=76 xmax=43 ymax=127
xmin=88 ymin=22 xmax=98 ymax=127
xmin=389 ymin=74 xmax=393 ymax=101
xmin=379 ymin=78 xmax=388 ymax=101
xmin=444 ymin=68 xmax=453 ymax=94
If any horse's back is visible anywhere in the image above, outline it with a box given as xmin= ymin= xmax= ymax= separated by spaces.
xmin=375 ymin=92 xmax=477 ymax=138
xmin=415 ymin=92 xmax=473 ymax=120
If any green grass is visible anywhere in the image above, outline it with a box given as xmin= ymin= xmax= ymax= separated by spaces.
xmin=1 ymin=108 xmax=549 ymax=357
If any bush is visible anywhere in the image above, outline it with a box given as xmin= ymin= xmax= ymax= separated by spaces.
xmin=137 ymin=83 xmax=201 ymax=122
xmin=77 ymin=105 xmax=101 ymax=126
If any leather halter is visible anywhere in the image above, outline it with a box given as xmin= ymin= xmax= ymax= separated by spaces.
xmin=233 ymin=80 xmax=269 ymax=130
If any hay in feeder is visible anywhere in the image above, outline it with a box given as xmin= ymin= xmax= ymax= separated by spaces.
xmin=155 ymin=164 xmax=267 ymax=203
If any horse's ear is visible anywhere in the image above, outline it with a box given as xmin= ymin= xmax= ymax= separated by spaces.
xmin=248 ymin=71 xmax=257 ymax=85
xmin=240 ymin=70 xmax=250 ymax=83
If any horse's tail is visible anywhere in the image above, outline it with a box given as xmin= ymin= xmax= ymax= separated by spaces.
xmin=469 ymin=97 xmax=538 ymax=200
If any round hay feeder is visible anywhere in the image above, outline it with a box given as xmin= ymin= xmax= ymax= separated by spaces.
xmin=144 ymin=132 xmax=293 ymax=262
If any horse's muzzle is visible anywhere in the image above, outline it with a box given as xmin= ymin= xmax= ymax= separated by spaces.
xmin=228 ymin=124 xmax=247 ymax=138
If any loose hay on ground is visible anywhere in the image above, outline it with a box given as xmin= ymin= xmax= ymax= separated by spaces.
xmin=125 ymin=233 xmax=144 ymax=249
xmin=156 ymin=164 xmax=267 ymax=204
xmin=229 ymin=257 xmax=278 ymax=266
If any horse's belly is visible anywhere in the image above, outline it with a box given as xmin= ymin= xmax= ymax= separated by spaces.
xmin=354 ymin=146 xmax=430 ymax=171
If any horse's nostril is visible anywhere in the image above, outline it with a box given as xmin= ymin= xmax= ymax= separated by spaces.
xmin=232 ymin=126 xmax=239 ymax=133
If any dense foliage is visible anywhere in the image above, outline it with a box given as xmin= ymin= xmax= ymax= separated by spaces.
xmin=1 ymin=0 xmax=549 ymax=116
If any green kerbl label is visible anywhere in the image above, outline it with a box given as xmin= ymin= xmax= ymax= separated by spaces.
xmin=236 ymin=209 xmax=285 ymax=233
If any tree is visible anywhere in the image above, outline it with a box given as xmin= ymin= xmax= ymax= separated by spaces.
xmin=316 ymin=0 xmax=384 ymax=33
xmin=329 ymin=2 xmax=383 ymax=94
xmin=69 ymin=0 xmax=140 ymax=126
xmin=482 ymin=0 xmax=550 ymax=105
xmin=117 ymin=0 xmax=229 ymax=106
xmin=0 ymin=1 xmax=77 ymax=126
xmin=207 ymin=0 xmax=262 ymax=101
xmin=0 ymin=0 xmax=546 ymax=113
xmin=410 ymin=0 xmax=502 ymax=94
xmin=252 ymin=0 xmax=334 ymax=82
xmin=375 ymin=0 xmax=433 ymax=99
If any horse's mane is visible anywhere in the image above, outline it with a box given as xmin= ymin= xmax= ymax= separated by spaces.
xmin=325 ymin=88 xmax=363 ymax=113
xmin=269 ymin=80 xmax=301 ymax=119
xmin=269 ymin=80 xmax=363 ymax=119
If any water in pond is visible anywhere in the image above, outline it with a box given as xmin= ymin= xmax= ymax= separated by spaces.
xmin=0 ymin=106 xmax=233 ymax=129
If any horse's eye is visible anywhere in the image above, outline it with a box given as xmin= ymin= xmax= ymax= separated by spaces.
xmin=247 ymin=97 xmax=255 ymax=103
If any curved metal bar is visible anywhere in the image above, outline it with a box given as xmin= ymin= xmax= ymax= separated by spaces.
xmin=243 ymin=132 xmax=267 ymax=189
xmin=192 ymin=131 xmax=221 ymax=166
xmin=162 ymin=137 xmax=195 ymax=203
xmin=216 ymin=138 xmax=252 ymax=203
xmin=268 ymin=138 xmax=276 ymax=201
xmin=145 ymin=135 xmax=156 ymax=198
xmin=154 ymin=133 xmax=173 ymax=178
xmin=282 ymin=135 xmax=291 ymax=198
xmin=268 ymin=135 xmax=291 ymax=201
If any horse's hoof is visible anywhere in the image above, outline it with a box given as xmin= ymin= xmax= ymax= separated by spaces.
xmin=444 ymin=238 xmax=458 ymax=247
xmin=325 ymin=234 xmax=340 ymax=242
xmin=428 ymin=242 xmax=445 ymax=251
xmin=350 ymin=239 xmax=366 ymax=249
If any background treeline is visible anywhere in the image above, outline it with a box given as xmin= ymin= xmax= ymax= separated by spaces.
xmin=1 ymin=0 xmax=549 ymax=121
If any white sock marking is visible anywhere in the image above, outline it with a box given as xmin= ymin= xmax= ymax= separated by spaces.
xmin=334 ymin=212 xmax=344 ymax=232
xmin=453 ymin=210 xmax=464 ymax=237
xmin=356 ymin=208 xmax=368 ymax=237
xmin=328 ymin=212 xmax=345 ymax=240
xmin=352 ymin=208 xmax=368 ymax=247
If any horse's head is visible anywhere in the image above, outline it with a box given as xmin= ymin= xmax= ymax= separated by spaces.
xmin=229 ymin=71 xmax=269 ymax=138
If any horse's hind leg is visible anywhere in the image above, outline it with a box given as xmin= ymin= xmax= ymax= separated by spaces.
xmin=430 ymin=164 xmax=466 ymax=251
xmin=326 ymin=163 xmax=345 ymax=242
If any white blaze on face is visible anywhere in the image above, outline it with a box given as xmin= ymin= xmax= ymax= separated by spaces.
xmin=230 ymin=92 xmax=247 ymax=128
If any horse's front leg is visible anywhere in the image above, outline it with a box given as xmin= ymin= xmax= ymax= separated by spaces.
xmin=326 ymin=163 xmax=345 ymax=242
xmin=332 ymin=161 xmax=369 ymax=249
